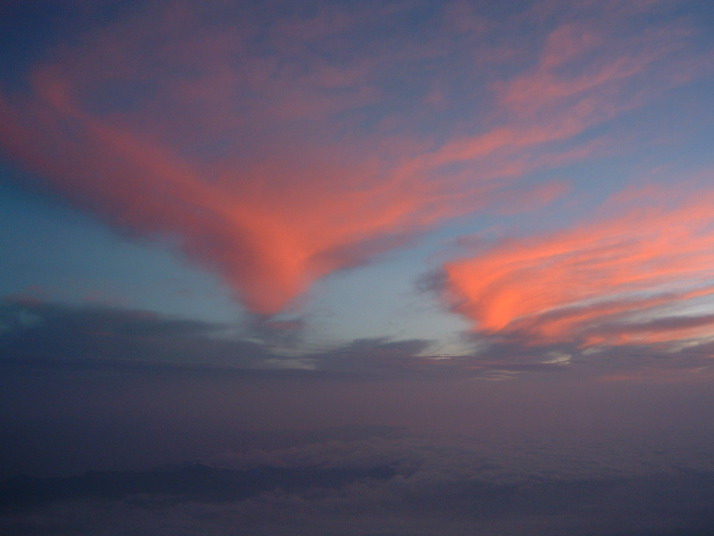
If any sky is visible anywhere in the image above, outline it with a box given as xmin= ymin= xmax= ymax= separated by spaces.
xmin=1 ymin=1 xmax=714 ymax=534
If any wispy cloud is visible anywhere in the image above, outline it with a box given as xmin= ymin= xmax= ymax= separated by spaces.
xmin=441 ymin=180 xmax=714 ymax=351
xmin=0 ymin=1 xmax=701 ymax=314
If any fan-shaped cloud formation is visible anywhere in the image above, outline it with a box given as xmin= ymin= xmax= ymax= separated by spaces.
xmin=0 ymin=0 xmax=700 ymax=314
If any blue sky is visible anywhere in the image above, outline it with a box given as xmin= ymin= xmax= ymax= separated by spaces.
xmin=2 ymin=1 xmax=714 ymax=534
xmin=2 ymin=1 xmax=714 ymax=357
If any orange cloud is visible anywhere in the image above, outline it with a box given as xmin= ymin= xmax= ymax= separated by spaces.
xmin=442 ymin=184 xmax=714 ymax=347
xmin=0 ymin=2 xmax=701 ymax=314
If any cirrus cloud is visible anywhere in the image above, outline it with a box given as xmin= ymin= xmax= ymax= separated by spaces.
xmin=0 ymin=0 xmax=705 ymax=314
xmin=441 ymin=180 xmax=714 ymax=350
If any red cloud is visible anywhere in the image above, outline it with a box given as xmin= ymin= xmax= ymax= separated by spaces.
xmin=442 ymin=183 xmax=714 ymax=347
xmin=0 ymin=2 xmax=701 ymax=314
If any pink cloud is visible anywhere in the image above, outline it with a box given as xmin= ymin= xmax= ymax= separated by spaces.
xmin=0 ymin=1 xmax=703 ymax=314
xmin=442 ymin=181 xmax=714 ymax=348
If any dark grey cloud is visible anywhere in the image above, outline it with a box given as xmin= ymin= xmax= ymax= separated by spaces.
xmin=0 ymin=298 xmax=454 ymax=380
xmin=0 ymin=298 xmax=268 ymax=369
xmin=4 ymin=296 xmax=714 ymax=534
xmin=8 ymin=297 xmax=711 ymax=384
xmin=311 ymin=337 xmax=435 ymax=376
xmin=244 ymin=314 xmax=307 ymax=346
xmin=3 ymin=432 xmax=714 ymax=536
xmin=0 ymin=463 xmax=398 ymax=507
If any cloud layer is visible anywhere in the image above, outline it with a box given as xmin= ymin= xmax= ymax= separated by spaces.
xmin=4 ymin=432 xmax=714 ymax=536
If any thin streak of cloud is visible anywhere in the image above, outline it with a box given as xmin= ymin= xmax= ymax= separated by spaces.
xmin=441 ymin=181 xmax=714 ymax=349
